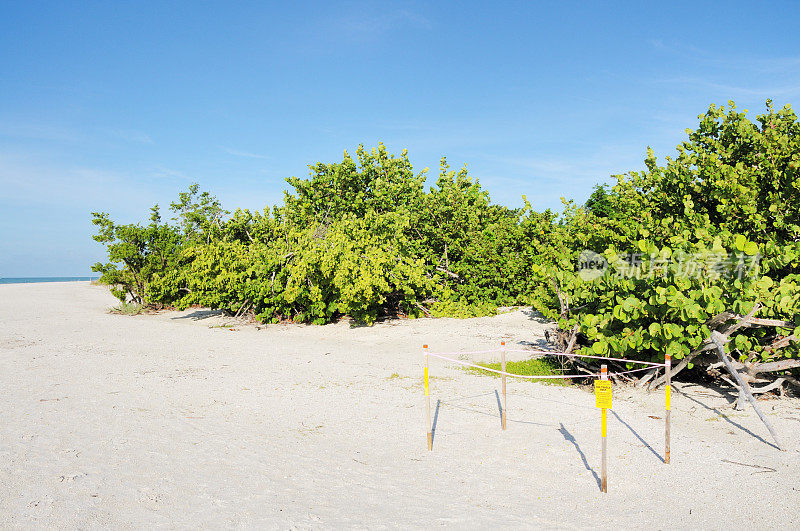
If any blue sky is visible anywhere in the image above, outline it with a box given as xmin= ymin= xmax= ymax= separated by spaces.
xmin=1 ymin=1 xmax=799 ymax=276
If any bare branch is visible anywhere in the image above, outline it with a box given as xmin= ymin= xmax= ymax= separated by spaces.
xmin=750 ymin=359 xmax=800 ymax=373
xmin=435 ymin=266 xmax=461 ymax=280
xmin=764 ymin=334 xmax=798 ymax=353
xmin=711 ymin=331 xmax=783 ymax=450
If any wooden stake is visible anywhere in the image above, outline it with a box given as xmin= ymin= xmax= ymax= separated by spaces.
xmin=600 ymin=364 xmax=608 ymax=493
xmin=501 ymin=341 xmax=507 ymax=430
xmin=424 ymin=344 xmax=432 ymax=451
xmin=665 ymin=353 xmax=671 ymax=464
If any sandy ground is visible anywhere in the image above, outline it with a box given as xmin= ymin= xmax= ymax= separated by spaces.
xmin=1 ymin=282 xmax=799 ymax=529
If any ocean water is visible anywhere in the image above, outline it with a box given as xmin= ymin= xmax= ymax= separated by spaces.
xmin=0 ymin=277 xmax=98 ymax=284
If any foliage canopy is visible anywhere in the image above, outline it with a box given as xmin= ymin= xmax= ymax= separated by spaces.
xmin=92 ymin=101 xmax=800 ymax=381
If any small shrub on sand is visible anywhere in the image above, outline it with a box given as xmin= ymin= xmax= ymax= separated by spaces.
xmin=466 ymin=358 xmax=569 ymax=386
xmin=428 ymin=300 xmax=497 ymax=318
xmin=111 ymin=301 xmax=144 ymax=315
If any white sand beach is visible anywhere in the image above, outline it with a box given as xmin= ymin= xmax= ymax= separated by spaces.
xmin=1 ymin=282 xmax=798 ymax=528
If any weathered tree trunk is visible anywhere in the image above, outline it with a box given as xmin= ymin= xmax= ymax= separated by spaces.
xmin=710 ymin=331 xmax=784 ymax=451
xmin=649 ymin=305 xmax=762 ymax=389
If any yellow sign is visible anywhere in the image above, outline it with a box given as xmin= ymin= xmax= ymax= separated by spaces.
xmin=424 ymin=367 xmax=429 ymax=396
xmin=665 ymin=385 xmax=671 ymax=411
xmin=594 ymin=380 xmax=612 ymax=409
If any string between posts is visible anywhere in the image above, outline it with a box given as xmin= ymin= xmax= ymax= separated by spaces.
xmin=426 ymin=348 xmax=667 ymax=368
xmin=427 ymin=352 xmax=647 ymax=380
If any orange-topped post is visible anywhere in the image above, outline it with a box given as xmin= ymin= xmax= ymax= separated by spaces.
xmin=665 ymin=353 xmax=671 ymax=464
xmin=501 ymin=341 xmax=507 ymax=430
xmin=599 ymin=365 xmax=609 ymax=492
xmin=424 ymin=344 xmax=432 ymax=450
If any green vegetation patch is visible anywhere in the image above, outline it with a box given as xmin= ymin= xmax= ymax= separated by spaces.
xmin=110 ymin=301 xmax=144 ymax=315
xmin=464 ymin=357 xmax=570 ymax=386
xmin=90 ymin=101 xmax=800 ymax=384
xmin=428 ymin=299 xmax=498 ymax=318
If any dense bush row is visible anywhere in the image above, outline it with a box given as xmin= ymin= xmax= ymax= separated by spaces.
xmin=93 ymin=100 xmax=800 ymax=378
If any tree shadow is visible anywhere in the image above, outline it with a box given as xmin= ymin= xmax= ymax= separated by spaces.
xmin=521 ymin=308 xmax=551 ymax=324
xmin=558 ymin=423 xmax=601 ymax=490
xmin=171 ymin=309 xmax=228 ymax=321
xmin=673 ymin=386 xmax=779 ymax=450
xmin=516 ymin=339 xmax=552 ymax=350
xmin=610 ymin=410 xmax=663 ymax=462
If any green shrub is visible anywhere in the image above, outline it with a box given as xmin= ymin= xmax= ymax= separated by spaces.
xmin=90 ymin=98 xmax=800 ymax=384
xmin=466 ymin=358 xmax=569 ymax=386
xmin=110 ymin=301 xmax=144 ymax=315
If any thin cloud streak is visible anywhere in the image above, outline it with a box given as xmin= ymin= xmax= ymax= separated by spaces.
xmin=108 ymin=129 xmax=154 ymax=144
xmin=152 ymin=166 xmax=192 ymax=181
xmin=222 ymin=147 xmax=270 ymax=160
xmin=333 ymin=9 xmax=432 ymax=36
xmin=649 ymin=40 xmax=800 ymax=74
xmin=653 ymin=77 xmax=800 ymax=98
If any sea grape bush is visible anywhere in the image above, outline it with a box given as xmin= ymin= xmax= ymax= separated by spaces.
xmin=532 ymin=234 xmax=800 ymax=367
xmin=95 ymin=144 xmax=539 ymax=324
xmin=93 ymin=101 xmax=800 ymax=376
xmin=529 ymin=100 xmax=800 ymax=368
xmin=91 ymin=206 xmax=182 ymax=304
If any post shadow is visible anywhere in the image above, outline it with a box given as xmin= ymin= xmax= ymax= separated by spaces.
xmin=494 ymin=389 xmax=503 ymax=428
xmin=673 ymin=386 xmax=778 ymax=450
xmin=431 ymin=399 xmax=440 ymax=446
xmin=438 ymin=399 xmax=549 ymax=427
xmin=610 ymin=410 xmax=663 ymax=462
xmin=558 ymin=423 xmax=601 ymax=490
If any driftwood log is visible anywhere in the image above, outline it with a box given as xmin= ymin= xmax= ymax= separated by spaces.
xmin=545 ymin=280 xmax=798 ymax=398
xmin=710 ymin=331 xmax=784 ymax=450
xmin=548 ymin=277 xmax=579 ymax=353
xmin=648 ymin=305 xmax=800 ymax=394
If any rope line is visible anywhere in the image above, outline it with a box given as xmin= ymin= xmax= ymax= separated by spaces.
xmin=611 ymin=365 xmax=660 ymax=376
xmin=427 ymin=352 xmax=585 ymax=379
xmin=427 ymin=347 xmax=666 ymax=368
xmin=506 ymin=349 xmax=666 ymax=368
xmin=427 ymin=352 xmax=659 ymax=380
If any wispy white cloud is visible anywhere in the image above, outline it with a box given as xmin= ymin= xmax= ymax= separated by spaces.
xmin=0 ymin=153 xmax=179 ymax=276
xmin=646 ymin=40 xmax=800 ymax=98
xmin=0 ymin=152 xmax=155 ymax=214
xmin=652 ymin=76 xmax=800 ymax=98
xmin=0 ymin=122 xmax=155 ymax=145
xmin=152 ymin=166 xmax=192 ymax=181
xmin=480 ymin=145 xmax=646 ymax=182
xmin=463 ymin=145 xmax=650 ymax=211
xmin=107 ymin=128 xmax=154 ymax=144
xmin=648 ymin=40 xmax=800 ymax=72
xmin=334 ymin=9 xmax=432 ymax=36
xmin=0 ymin=122 xmax=87 ymax=144
xmin=222 ymin=147 xmax=270 ymax=159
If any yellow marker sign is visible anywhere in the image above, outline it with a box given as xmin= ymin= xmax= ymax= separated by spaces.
xmin=595 ymin=380 xmax=612 ymax=409
xmin=665 ymin=385 xmax=671 ymax=411
xmin=424 ymin=367 xmax=429 ymax=396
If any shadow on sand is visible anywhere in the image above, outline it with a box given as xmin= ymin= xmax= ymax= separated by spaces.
xmin=673 ymin=385 xmax=779 ymax=450
xmin=431 ymin=399 xmax=440 ymax=446
xmin=558 ymin=422 xmax=601 ymax=490
xmin=610 ymin=410 xmax=664 ymax=462
xmin=171 ymin=309 xmax=228 ymax=321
